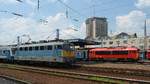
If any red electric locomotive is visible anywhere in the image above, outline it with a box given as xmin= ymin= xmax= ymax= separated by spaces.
xmin=146 ymin=49 xmax=150 ymax=60
xmin=89 ymin=47 xmax=139 ymax=61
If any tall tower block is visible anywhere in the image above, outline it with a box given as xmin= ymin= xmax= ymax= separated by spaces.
xmin=86 ymin=17 xmax=108 ymax=40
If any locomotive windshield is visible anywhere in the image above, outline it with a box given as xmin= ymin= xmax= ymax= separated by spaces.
xmin=63 ymin=44 xmax=73 ymax=50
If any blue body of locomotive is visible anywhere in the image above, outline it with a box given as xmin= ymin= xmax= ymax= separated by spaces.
xmin=0 ymin=41 xmax=75 ymax=63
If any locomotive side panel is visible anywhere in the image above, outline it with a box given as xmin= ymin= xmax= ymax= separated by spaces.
xmin=89 ymin=47 xmax=139 ymax=61
xmin=13 ymin=42 xmax=75 ymax=63
xmin=146 ymin=50 xmax=150 ymax=60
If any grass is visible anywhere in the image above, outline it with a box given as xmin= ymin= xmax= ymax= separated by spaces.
xmin=89 ymin=76 xmax=126 ymax=84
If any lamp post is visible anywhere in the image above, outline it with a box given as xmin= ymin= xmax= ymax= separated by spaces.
xmin=144 ymin=20 xmax=147 ymax=50
xmin=143 ymin=20 xmax=147 ymax=59
xmin=100 ymin=37 xmax=103 ymax=47
xmin=117 ymin=41 xmax=120 ymax=47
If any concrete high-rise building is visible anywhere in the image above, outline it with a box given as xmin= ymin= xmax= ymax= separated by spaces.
xmin=86 ymin=17 xmax=108 ymax=40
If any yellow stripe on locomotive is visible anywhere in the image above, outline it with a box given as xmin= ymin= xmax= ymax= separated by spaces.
xmin=62 ymin=50 xmax=75 ymax=58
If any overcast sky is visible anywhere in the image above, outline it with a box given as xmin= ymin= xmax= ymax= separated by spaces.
xmin=0 ymin=0 xmax=150 ymax=44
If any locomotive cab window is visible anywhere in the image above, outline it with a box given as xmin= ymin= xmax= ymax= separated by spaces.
xmin=12 ymin=48 xmax=17 ymax=55
xmin=57 ymin=45 xmax=62 ymax=49
xmin=63 ymin=44 xmax=70 ymax=49
xmin=3 ymin=50 xmax=10 ymax=54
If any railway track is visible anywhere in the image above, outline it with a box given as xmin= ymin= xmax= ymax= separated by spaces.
xmin=76 ymin=60 xmax=150 ymax=65
xmin=0 ymin=64 xmax=150 ymax=84
xmin=0 ymin=75 xmax=30 ymax=84
xmin=77 ymin=63 xmax=150 ymax=78
xmin=138 ymin=60 xmax=150 ymax=65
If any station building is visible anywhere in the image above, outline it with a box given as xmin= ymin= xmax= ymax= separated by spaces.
xmin=90 ymin=32 xmax=150 ymax=50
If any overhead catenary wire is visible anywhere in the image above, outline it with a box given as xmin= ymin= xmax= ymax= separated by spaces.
xmin=56 ymin=0 xmax=83 ymax=31
xmin=46 ymin=29 xmax=59 ymax=40
xmin=16 ymin=0 xmax=23 ymax=3
xmin=57 ymin=0 xmax=85 ymax=18
xmin=0 ymin=0 xmax=24 ymax=17
xmin=0 ymin=10 xmax=23 ymax=17
xmin=65 ymin=7 xmax=69 ymax=19
xmin=37 ymin=0 xmax=40 ymax=11
xmin=46 ymin=28 xmax=80 ymax=40
xmin=11 ymin=12 xmax=23 ymax=17
xmin=91 ymin=0 xmax=96 ymax=17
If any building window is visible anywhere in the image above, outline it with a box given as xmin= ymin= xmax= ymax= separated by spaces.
xmin=109 ymin=41 xmax=113 ymax=45
xmin=99 ymin=42 xmax=102 ymax=45
xmin=123 ymin=40 xmax=127 ymax=44
xmin=139 ymin=46 xmax=144 ymax=49
xmin=116 ymin=41 xmax=120 ymax=46
xmin=131 ymin=40 xmax=135 ymax=44
xmin=103 ymin=42 xmax=106 ymax=45
xmin=139 ymin=39 xmax=144 ymax=44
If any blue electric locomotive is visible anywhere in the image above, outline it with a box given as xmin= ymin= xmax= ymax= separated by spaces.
xmin=0 ymin=41 xmax=75 ymax=64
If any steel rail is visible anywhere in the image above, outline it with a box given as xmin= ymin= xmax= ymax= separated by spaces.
xmin=0 ymin=75 xmax=31 ymax=84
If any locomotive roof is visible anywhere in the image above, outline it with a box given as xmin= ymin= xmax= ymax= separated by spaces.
xmin=0 ymin=41 xmax=70 ymax=49
xmin=17 ymin=41 xmax=69 ymax=48
xmin=90 ymin=47 xmax=138 ymax=51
